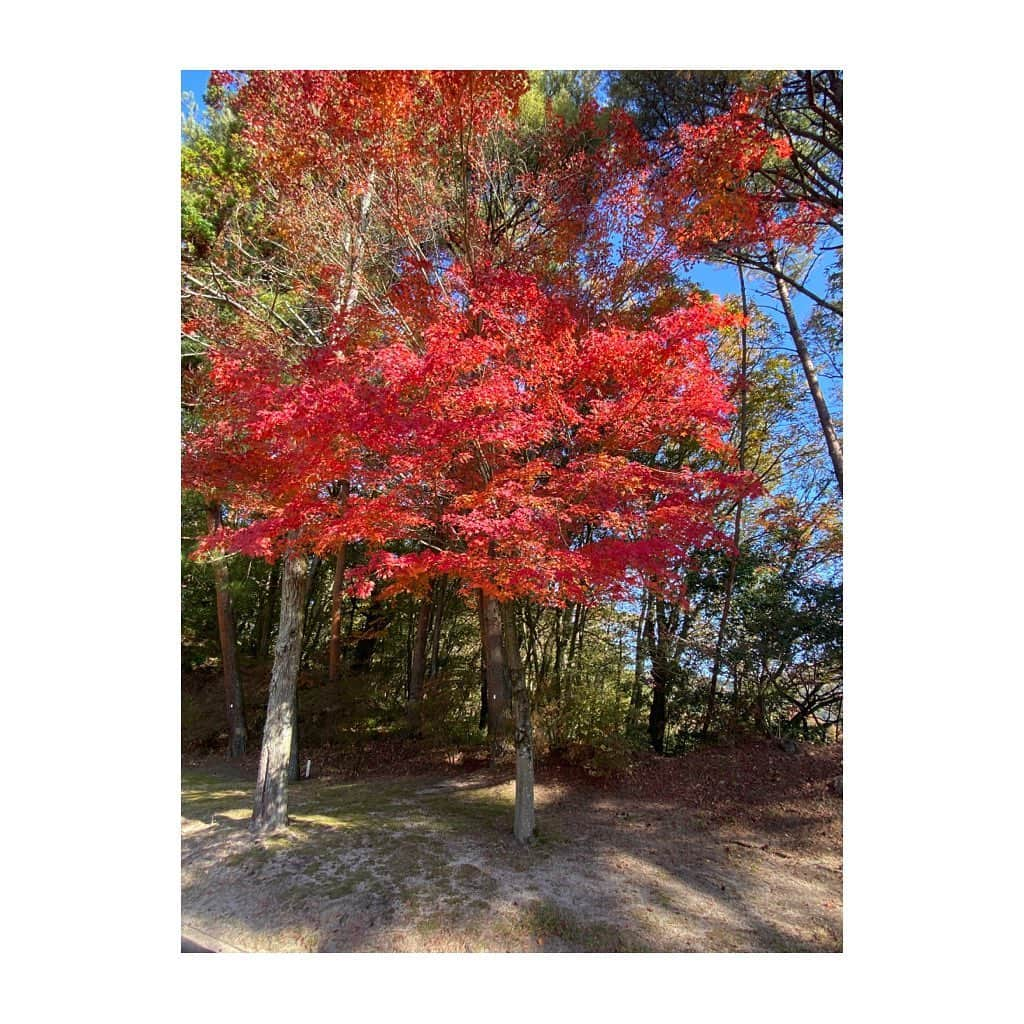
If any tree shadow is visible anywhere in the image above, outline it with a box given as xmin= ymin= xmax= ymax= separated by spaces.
xmin=181 ymin=763 xmax=841 ymax=953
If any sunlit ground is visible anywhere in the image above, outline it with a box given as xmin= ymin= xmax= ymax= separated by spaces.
xmin=182 ymin=765 xmax=842 ymax=952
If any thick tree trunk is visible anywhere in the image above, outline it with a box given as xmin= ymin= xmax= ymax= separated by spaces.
xmin=251 ymin=553 xmax=308 ymax=835
xmin=770 ymin=250 xmax=843 ymax=494
xmin=407 ymin=592 xmax=431 ymax=734
xmin=206 ymin=504 xmax=247 ymax=758
xmin=478 ymin=656 xmax=489 ymax=730
xmin=288 ymin=701 xmax=300 ymax=783
xmin=500 ymin=601 xmax=535 ymax=845
xmin=479 ymin=591 xmax=512 ymax=759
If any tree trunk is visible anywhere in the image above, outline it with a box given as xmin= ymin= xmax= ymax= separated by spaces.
xmin=770 ymin=249 xmax=843 ymax=494
xmin=648 ymin=661 xmax=668 ymax=754
xmin=351 ymin=593 xmax=390 ymax=675
xmin=645 ymin=598 xmax=668 ymax=753
xmin=327 ymin=480 xmax=351 ymax=685
xmin=702 ymin=260 xmax=748 ymax=739
xmin=478 ymin=655 xmax=488 ymax=730
xmin=255 ymin=560 xmax=279 ymax=660
xmin=428 ymin=576 xmax=446 ymax=679
xmin=206 ymin=504 xmax=247 ymax=758
xmin=299 ymin=555 xmax=323 ymax=668
xmin=407 ymin=591 xmax=431 ymax=734
xmin=630 ymin=588 xmax=649 ymax=721
xmin=479 ymin=591 xmax=512 ymax=759
xmin=288 ymin=698 xmax=300 ymax=783
xmin=552 ymin=606 xmax=565 ymax=704
xmin=251 ymin=553 xmax=308 ymax=834
xmin=500 ymin=601 xmax=535 ymax=845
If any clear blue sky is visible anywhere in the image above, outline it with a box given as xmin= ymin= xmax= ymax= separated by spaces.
xmin=181 ymin=70 xmax=211 ymax=120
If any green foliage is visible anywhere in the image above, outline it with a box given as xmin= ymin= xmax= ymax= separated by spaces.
xmin=180 ymin=492 xmax=217 ymax=670
xmin=181 ymin=97 xmax=256 ymax=262
xmin=519 ymin=70 xmax=601 ymax=128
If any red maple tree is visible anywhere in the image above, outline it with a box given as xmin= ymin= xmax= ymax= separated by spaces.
xmin=184 ymin=71 xmax=803 ymax=839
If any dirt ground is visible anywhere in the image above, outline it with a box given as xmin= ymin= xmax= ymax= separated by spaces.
xmin=181 ymin=739 xmax=842 ymax=952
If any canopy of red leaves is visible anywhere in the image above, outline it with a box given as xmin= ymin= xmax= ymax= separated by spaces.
xmin=184 ymin=72 xmax=823 ymax=608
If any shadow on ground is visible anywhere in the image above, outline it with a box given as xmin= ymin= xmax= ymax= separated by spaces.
xmin=181 ymin=754 xmax=842 ymax=953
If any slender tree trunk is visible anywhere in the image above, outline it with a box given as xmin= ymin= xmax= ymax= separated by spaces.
xmin=573 ymin=605 xmax=588 ymax=697
xmin=552 ymin=606 xmax=565 ymax=704
xmin=648 ymin=661 xmax=668 ymax=754
xmin=630 ymin=588 xmax=649 ymax=722
xmin=479 ymin=591 xmax=512 ymax=759
xmin=256 ymin=561 xmax=280 ymax=660
xmin=408 ymin=591 xmax=431 ymax=734
xmin=206 ymin=504 xmax=247 ymax=758
xmin=500 ymin=601 xmax=535 ymax=845
xmin=428 ymin=577 xmax=445 ymax=679
xmin=522 ymin=604 xmax=542 ymax=685
xmin=702 ymin=260 xmax=749 ymax=739
xmin=251 ymin=553 xmax=308 ymax=834
xmin=351 ymin=593 xmax=390 ymax=675
xmin=561 ymin=601 xmax=581 ymax=724
xmin=645 ymin=599 xmax=668 ymax=753
xmin=327 ymin=480 xmax=351 ymax=685
xmin=299 ymin=555 xmax=323 ymax=668
xmin=770 ymin=249 xmax=843 ymax=493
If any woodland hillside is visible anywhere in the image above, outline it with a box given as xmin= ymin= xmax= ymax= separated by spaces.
xmin=181 ymin=69 xmax=842 ymax=858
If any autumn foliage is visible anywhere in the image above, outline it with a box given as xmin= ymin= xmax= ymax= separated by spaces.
xmin=182 ymin=71 xmax=821 ymax=617
xmin=181 ymin=70 xmax=844 ymax=851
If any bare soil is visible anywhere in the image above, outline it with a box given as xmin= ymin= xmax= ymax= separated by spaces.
xmin=182 ymin=738 xmax=841 ymax=952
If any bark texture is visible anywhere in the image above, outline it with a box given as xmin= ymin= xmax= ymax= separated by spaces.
xmin=206 ymin=504 xmax=247 ymax=758
xmin=500 ymin=601 xmax=535 ymax=844
xmin=251 ymin=554 xmax=308 ymax=834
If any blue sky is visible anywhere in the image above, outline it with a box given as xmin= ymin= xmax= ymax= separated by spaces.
xmin=181 ymin=70 xmax=211 ymax=118
xmin=181 ymin=69 xmax=828 ymax=330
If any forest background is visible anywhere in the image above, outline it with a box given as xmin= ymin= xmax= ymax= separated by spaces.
xmin=180 ymin=70 xmax=844 ymax=829
xmin=4 ymin=4 xmax=1018 ymax=1019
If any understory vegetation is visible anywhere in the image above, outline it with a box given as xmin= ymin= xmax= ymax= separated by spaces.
xmin=182 ymin=69 xmax=842 ymax=840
